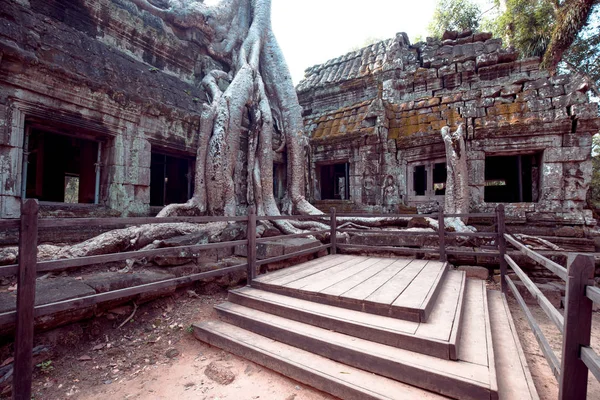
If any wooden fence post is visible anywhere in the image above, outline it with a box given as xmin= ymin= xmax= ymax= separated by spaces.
xmin=13 ymin=199 xmax=39 ymax=400
xmin=496 ymin=204 xmax=507 ymax=294
xmin=330 ymin=208 xmax=337 ymax=255
xmin=559 ymin=253 xmax=594 ymax=400
xmin=246 ymin=206 xmax=256 ymax=285
xmin=438 ymin=207 xmax=446 ymax=262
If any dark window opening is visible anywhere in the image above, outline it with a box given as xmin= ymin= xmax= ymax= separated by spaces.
xmin=273 ymin=163 xmax=287 ymax=201
xmin=413 ymin=165 xmax=427 ymax=196
xmin=320 ymin=163 xmax=350 ymax=200
xmin=484 ymin=153 xmax=541 ymax=203
xmin=150 ymin=152 xmax=194 ymax=206
xmin=364 ymin=116 xmax=377 ymax=127
xmin=433 ymin=163 xmax=447 ymax=195
xmin=25 ymin=128 xmax=99 ymax=204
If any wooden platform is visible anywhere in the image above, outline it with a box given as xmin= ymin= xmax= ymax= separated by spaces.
xmin=193 ymin=254 xmax=538 ymax=400
xmin=252 ymin=254 xmax=448 ymax=322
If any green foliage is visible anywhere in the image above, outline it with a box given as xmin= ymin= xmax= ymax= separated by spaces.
xmin=348 ymin=36 xmax=385 ymax=52
xmin=492 ymin=0 xmax=556 ymax=57
xmin=427 ymin=0 xmax=482 ymax=38
xmin=36 ymin=360 xmax=53 ymax=373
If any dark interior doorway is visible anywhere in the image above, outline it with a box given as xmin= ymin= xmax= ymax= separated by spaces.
xmin=25 ymin=128 xmax=99 ymax=204
xmin=484 ymin=153 xmax=541 ymax=202
xmin=320 ymin=163 xmax=350 ymax=200
xmin=150 ymin=152 xmax=193 ymax=206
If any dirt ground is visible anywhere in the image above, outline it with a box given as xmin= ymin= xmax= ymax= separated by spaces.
xmin=0 ymin=286 xmax=333 ymax=400
xmin=0 ymin=283 xmax=598 ymax=400
xmin=506 ymin=294 xmax=600 ymax=400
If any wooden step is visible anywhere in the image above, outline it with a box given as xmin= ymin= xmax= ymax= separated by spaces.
xmin=252 ymin=254 xmax=448 ymax=322
xmin=193 ymin=320 xmax=447 ymax=400
xmin=487 ymin=290 xmax=539 ymax=400
xmin=228 ymin=269 xmax=466 ymax=360
xmin=214 ymin=300 xmax=496 ymax=399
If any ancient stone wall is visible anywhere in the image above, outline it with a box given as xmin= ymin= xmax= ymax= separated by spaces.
xmin=298 ymin=31 xmax=600 ymax=226
xmin=0 ymin=0 xmax=221 ymax=217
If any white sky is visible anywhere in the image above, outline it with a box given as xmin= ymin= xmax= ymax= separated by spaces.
xmin=272 ymin=0 xmax=439 ymax=84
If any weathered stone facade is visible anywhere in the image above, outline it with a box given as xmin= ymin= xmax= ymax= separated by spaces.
xmin=298 ymin=31 xmax=600 ymax=225
xmin=0 ymin=0 xmax=216 ymax=217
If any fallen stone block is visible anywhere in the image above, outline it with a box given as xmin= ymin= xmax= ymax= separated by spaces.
xmin=457 ymin=266 xmax=490 ymax=280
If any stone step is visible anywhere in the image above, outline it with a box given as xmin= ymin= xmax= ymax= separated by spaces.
xmin=228 ymin=269 xmax=466 ymax=360
xmin=193 ymin=320 xmax=447 ymax=400
xmin=488 ymin=290 xmax=539 ymax=400
xmin=252 ymin=254 xmax=449 ymax=322
xmin=213 ymin=298 xmax=496 ymax=399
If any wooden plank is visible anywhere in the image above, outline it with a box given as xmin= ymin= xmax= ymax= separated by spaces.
xmin=13 ymin=199 xmax=39 ymax=400
xmin=365 ymin=259 xmax=426 ymax=305
xmin=0 ymin=219 xmax=20 ymax=229
xmin=257 ymin=215 xmax=330 ymax=221
xmin=37 ymin=239 xmax=248 ymax=272
xmin=227 ymin=287 xmax=455 ymax=359
xmin=559 ymin=254 xmax=595 ymax=400
xmin=339 ymin=229 xmax=438 ymax=237
xmin=505 ymin=254 xmax=564 ymax=333
xmin=284 ymin=256 xmax=377 ymax=290
xmin=337 ymin=244 xmax=439 ymax=254
xmin=36 ymin=215 xmax=248 ymax=228
xmin=504 ymin=234 xmax=568 ymax=281
xmin=215 ymin=303 xmax=492 ymax=400
xmin=255 ymin=254 xmax=350 ymax=283
xmin=482 ymin=283 xmax=498 ymax=398
xmin=416 ymin=270 xmax=464 ymax=342
xmin=421 ymin=263 xmax=449 ymax=322
xmin=330 ymin=208 xmax=337 ymax=254
xmin=438 ymin=208 xmax=446 ymax=262
xmin=301 ymin=257 xmax=385 ymax=293
xmin=342 ymin=258 xmax=412 ymax=301
xmin=0 ymin=264 xmax=18 ymax=277
xmin=505 ymin=276 xmax=561 ymax=380
xmin=445 ymin=250 xmax=500 ymax=257
xmin=448 ymin=271 xmax=467 ymax=360
xmin=587 ymin=285 xmax=600 ymax=305
xmin=255 ymin=244 xmax=331 ymax=266
xmin=488 ymin=290 xmax=540 ymax=400
xmin=247 ymin=206 xmax=257 ymax=283
xmin=262 ymin=255 xmax=356 ymax=286
xmin=255 ymin=229 xmax=330 ymax=243
xmin=320 ymin=258 xmax=398 ymax=297
xmin=392 ymin=261 xmax=445 ymax=309
xmin=458 ymin=280 xmax=489 ymax=367
xmin=445 ymin=232 xmax=498 ymax=238
xmin=581 ymin=347 xmax=600 ymax=383
xmin=193 ymin=320 xmax=449 ymax=400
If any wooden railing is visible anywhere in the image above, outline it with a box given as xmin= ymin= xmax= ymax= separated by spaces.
xmin=3 ymin=200 xmax=333 ymax=399
xmin=501 ymin=226 xmax=599 ymax=400
xmin=3 ymin=200 xmax=599 ymax=399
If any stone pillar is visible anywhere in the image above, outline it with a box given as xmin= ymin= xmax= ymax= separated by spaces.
xmin=0 ymin=104 xmax=25 ymax=218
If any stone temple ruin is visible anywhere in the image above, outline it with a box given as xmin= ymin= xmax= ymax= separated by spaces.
xmin=298 ymin=32 xmax=600 ymax=228
xmin=0 ymin=2 xmax=599 ymax=235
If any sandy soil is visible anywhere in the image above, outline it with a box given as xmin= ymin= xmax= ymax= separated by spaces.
xmin=506 ymin=294 xmax=600 ymax=400
xmin=0 ymin=286 xmax=333 ymax=400
xmin=1 ymin=283 xmax=598 ymax=400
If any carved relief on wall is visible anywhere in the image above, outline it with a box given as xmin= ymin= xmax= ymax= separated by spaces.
xmin=382 ymin=174 xmax=399 ymax=213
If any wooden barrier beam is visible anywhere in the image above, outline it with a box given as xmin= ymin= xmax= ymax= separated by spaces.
xmin=504 ymin=255 xmax=564 ymax=333
xmin=504 ymin=233 xmax=568 ymax=281
xmin=13 ymin=199 xmax=39 ymax=400
xmin=247 ymin=206 xmax=257 ymax=284
xmin=559 ymin=253 xmax=595 ymax=400
xmin=506 ymin=275 xmax=561 ymax=380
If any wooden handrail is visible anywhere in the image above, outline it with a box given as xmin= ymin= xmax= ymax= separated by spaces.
xmin=587 ymin=286 xmax=600 ymax=305
xmin=255 ymin=244 xmax=331 ymax=266
xmin=36 ymin=239 xmax=248 ymax=273
xmin=255 ymin=229 xmax=330 ymax=244
xmin=505 ymin=275 xmax=561 ymax=380
xmin=504 ymin=233 xmax=568 ymax=281
xmin=581 ymin=347 xmax=600 ymax=382
xmin=504 ymin=254 xmax=564 ymax=333
xmin=36 ymin=215 xmax=249 ymax=228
